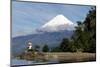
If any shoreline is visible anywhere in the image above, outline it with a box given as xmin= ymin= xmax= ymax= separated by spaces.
xmin=11 ymin=52 xmax=96 ymax=66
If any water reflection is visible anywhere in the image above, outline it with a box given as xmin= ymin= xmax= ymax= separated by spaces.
xmin=12 ymin=54 xmax=96 ymax=66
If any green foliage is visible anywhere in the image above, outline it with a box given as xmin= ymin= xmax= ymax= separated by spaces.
xmin=42 ymin=44 xmax=49 ymax=52
xmin=51 ymin=38 xmax=77 ymax=52
xmin=72 ymin=7 xmax=96 ymax=53
xmin=27 ymin=49 xmax=34 ymax=52
xmin=69 ymin=40 xmax=77 ymax=52
xmin=51 ymin=47 xmax=61 ymax=52
xmin=59 ymin=38 xmax=76 ymax=52
xmin=55 ymin=7 xmax=96 ymax=53
xmin=34 ymin=45 xmax=40 ymax=51
xmin=59 ymin=38 xmax=69 ymax=52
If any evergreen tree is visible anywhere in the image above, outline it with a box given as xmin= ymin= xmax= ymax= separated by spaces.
xmin=59 ymin=38 xmax=71 ymax=52
xmin=72 ymin=7 xmax=96 ymax=53
xmin=42 ymin=44 xmax=49 ymax=52
xmin=34 ymin=45 xmax=40 ymax=51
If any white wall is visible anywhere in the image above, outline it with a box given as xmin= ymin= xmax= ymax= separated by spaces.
xmin=0 ymin=0 xmax=100 ymax=67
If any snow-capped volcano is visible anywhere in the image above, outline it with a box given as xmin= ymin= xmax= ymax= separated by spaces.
xmin=40 ymin=14 xmax=77 ymax=32
xmin=13 ymin=15 xmax=76 ymax=54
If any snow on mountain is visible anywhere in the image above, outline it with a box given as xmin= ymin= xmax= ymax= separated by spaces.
xmin=40 ymin=14 xmax=77 ymax=32
xmin=12 ymin=14 xmax=76 ymax=54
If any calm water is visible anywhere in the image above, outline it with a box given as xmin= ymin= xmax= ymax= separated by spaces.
xmin=11 ymin=55 xmax=95 ymax=66
xmin=11 ymin=58 xmax=59 ymax=66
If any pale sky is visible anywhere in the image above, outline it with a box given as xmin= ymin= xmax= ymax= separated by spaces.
xmin=12 ymin=1 xmax=92 ymax=37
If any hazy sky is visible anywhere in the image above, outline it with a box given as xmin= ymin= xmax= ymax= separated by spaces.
xmin=12 ymin=1 xmax=92 ymax=37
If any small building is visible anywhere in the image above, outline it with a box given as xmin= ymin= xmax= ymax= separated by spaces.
xmin=27 ymin=41 xmax=34 ymax=52
xmin=28 ymin=42 xmax=32 ymax=50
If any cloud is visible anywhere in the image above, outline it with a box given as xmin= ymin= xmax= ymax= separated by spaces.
xmin=12 ymin=1 xmax=92 ymax=37
xmin=12 ymin=29 xmax=39 ymax=37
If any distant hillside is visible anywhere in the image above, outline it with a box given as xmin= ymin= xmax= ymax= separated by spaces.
xmin=12 ymin=30 xmax=73 ymax=55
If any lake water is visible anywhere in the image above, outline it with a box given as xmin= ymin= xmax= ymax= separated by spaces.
xmin=11 ymin=53 xmax=96 ymax=66
xmin=11 ymin=58 xmax=59 ymax=66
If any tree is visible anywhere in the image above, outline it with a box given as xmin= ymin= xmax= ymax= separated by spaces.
xmin=71 ymin=7 xmax=96 ymax=53
xmin=51 ymin=47 xmax=60 ymax=52
xmin=82 ymin=7 xmax=96 ymax=53
xmin=34 ymin=45 xmax=40 ymax=51
xmin=59 ymin=38 xmax=71 ymax=52
xmin=69 ymin=40 xmax=77 ymax=52
xmin=42 ymin=44 xmax=49 ymax=52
